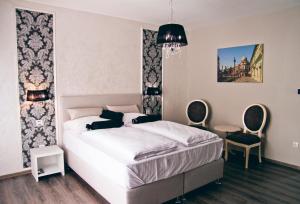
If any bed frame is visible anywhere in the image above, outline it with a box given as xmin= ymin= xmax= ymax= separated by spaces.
xmin=59 ymin=94 xmax=224 ymax=204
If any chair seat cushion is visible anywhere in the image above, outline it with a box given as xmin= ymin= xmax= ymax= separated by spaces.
xmin=227 ymin=133 xmax=261 ymax=145
xmin=189 ymin=125 xmax=208 ymax=131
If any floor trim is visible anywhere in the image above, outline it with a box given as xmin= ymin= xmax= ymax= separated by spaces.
xmin=0 ymin=170 xmax=31 ymax=180
xmin=227 ymin=149 xmax=300 ymax=171
xmin=264 ymin=157 xmax=300 ymax=171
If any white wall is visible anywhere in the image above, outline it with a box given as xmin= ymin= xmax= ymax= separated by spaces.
xmin=55 ymin=9 xmax=143 ymax=96
xmin=0 ymin=0 xmax=24 ymax=176
xmin=162 ymin=47 xmax=188 ymax=123
xmin=0 ymin=0 xmax=156 ymax=176
xmin=185 ymin=6 xmax=300 ymax=167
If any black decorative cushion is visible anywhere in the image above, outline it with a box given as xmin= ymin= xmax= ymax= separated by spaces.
xmin=100 ymin=110 xmax=124 ymax=121
xmin=189 ymin=124 xmax=208 ymax=131
xmin=132 ymin=114 xmax=161 ymax=124
xmin=86 ymin=120 xmax=124 ymax=130
xmin=227 ymin=133 xmax=261 ymax=145
xmin=244 ymin=105 xmax=264 ymax=132
xmin=187 ymin=101 xmax=207 ymax=123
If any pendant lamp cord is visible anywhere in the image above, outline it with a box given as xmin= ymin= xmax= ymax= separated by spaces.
xmin=169 ymin=0 xmax=174 ymax=23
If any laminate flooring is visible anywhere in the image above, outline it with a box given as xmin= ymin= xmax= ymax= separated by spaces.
xmin=1 ymin=153 xmax=300 ymax=204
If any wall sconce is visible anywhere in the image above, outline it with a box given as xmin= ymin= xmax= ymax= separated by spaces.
xmin=27 ymin=89 xmax=49 ymax=102
xmin=145 ymin=87 xmax=161 ymax=95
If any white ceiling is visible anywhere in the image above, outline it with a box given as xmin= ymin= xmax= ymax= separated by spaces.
xmin=24 ymin=0 xmax=300 ymax=27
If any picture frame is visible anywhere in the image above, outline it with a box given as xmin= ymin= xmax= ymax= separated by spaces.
xmin=217 ymin=44 xmax=263 ymax=83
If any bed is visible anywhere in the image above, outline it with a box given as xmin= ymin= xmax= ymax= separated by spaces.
xmin=60 ymin=94 xmax=224 ymax=204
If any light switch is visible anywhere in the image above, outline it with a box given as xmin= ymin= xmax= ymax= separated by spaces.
xmin=36 ymin=120 xmax=44 ymax=127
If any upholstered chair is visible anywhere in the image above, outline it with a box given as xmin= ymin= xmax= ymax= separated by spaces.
xmin=186 ymin=100 xmax=209 ymax=130
xmin=225 ymin=104 xmax=267 ymax=169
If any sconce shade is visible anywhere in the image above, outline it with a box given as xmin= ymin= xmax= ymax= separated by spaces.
xmin=156 ymin=24 xmax=188 ymax=46
xmin=27 ymin=89 xmax=49 ymax=102
xmin=145 ymin=87 xmax=161 ymax=95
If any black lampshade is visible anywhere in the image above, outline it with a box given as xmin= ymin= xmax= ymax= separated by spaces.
xmin=145 ymin=87 xmax=161 ymax=95
xmin=27 ymin=89 xmax=49 ymax=102
xmin=156 ymin=24 xmax=188 ymax=46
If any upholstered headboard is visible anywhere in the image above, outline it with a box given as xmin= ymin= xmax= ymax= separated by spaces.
xmin=58 ymin=93 xmax=142 ymax=145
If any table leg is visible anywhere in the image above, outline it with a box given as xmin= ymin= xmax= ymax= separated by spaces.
xmin=225 ymin=140 xmax=228 ymax=161
xmin=226 ymin=132 xmax=236 ymax=155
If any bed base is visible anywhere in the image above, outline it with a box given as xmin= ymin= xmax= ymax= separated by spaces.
xmin=65 ymin=148 xmax=224 ymax=204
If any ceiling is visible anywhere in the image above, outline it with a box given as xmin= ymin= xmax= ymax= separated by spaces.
xmin=24 ymin=0 xmax=300 ymax=27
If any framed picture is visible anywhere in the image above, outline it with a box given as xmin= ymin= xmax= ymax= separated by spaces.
xmin=217 ymin=44 xmax=263 ymax=83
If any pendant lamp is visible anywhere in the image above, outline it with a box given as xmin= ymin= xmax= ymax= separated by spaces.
xmin=157 ymin=0 xmax=188 ymax=58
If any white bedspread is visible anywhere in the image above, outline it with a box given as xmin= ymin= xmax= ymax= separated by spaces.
xmin=130 ymin=121 xmax=218 ymax=146
xmin=63 ymin=117 xmax=223 ymax=189
xmin=64 ymin=128 xmax=223 ymax=189
xmin=82 ymin=128 xmax=177 ymax=161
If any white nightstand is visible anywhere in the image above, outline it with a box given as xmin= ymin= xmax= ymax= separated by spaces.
xmin=30 ymin=145 xmax=65 ymax=182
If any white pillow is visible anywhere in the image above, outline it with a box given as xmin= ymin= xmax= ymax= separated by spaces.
xmin=67 ymin=107 xmax=103 ymax=120
xmin=123 ymin=113 xmax=146 ymax=126
xmin=106 ymin=105 xmax=140 ymax=113
xmin=64 ymin=116 xmax=108 ymax=132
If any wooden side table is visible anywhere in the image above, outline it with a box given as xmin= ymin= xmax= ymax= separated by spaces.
xmin=214 ymin=125 xmax=241 ymax=137
xmin=214 ymin=125 xmax=241 ymax=152
xmin=30 ymin=145 xmax=65 ymax=182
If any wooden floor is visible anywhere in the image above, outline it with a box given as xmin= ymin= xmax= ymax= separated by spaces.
xmin=1 ymin=153 xmax=300 ymax=204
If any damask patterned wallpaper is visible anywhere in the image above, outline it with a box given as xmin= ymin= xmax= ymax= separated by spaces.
xmin=16 ymin=9 xmax=56 ymax=167
xmin=142 ymin=29 xmax=162 ymax=115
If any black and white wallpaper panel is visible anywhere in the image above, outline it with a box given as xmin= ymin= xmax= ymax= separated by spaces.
xmin=142 ymin=29 xmax=162 ymax=115
xmin=16 ymin=9 xmax=56 ymax=167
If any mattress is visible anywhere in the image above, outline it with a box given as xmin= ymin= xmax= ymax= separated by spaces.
xmin=63 ymin=128 xmax=223 ymax=189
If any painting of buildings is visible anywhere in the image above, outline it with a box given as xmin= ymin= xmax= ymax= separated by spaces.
xmin=217 ymin=44 xmax=263 ymax=82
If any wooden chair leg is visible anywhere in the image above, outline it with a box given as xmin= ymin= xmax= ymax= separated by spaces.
xmin=245 ymin=147 xmax=250 ymax=169
xmin=258 ymin=145 xmax=262 ymax=163
xmin=225 ymin=140 xmax=228 ymax=161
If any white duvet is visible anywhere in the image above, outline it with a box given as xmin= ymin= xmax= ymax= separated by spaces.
xmin=130 ymin=120 xmax=218 ymax=146
xmin=82 ymin=127 xmax=178 ymax=161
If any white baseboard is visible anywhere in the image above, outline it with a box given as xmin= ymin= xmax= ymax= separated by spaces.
xmin=0 ymin=168 xmax=31 ymax=180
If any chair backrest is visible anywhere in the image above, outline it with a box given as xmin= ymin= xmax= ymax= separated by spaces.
xmin=186 ymin=99 xmax=209 ymax=126
xmin=242 ymin=104 xmax=267 ymax=137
